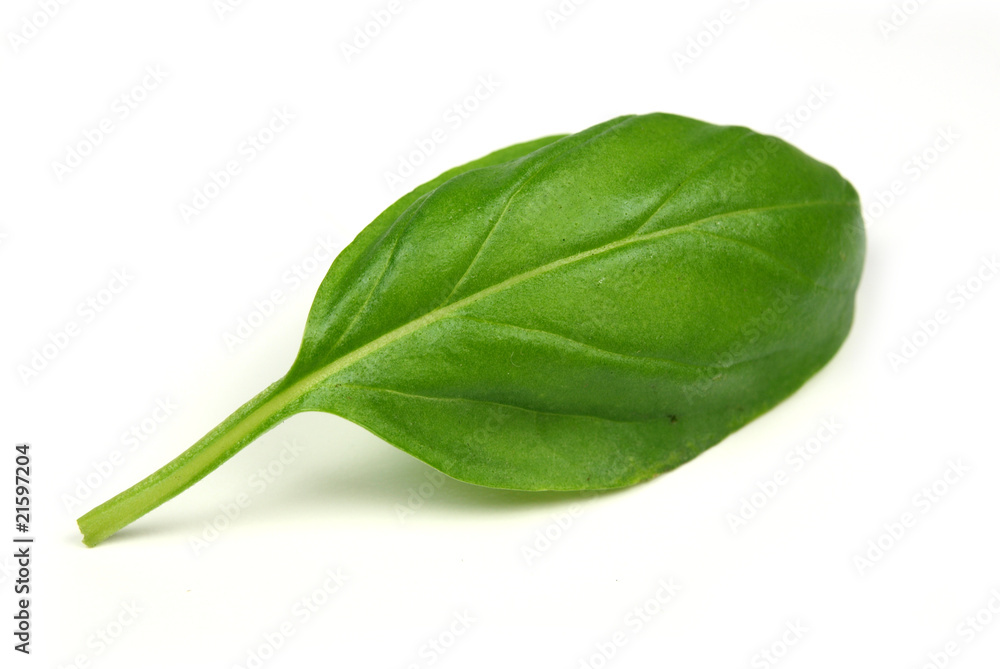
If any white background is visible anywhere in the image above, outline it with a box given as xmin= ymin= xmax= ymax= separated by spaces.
xmin=2 ymin=0 xmax=999 ymax=667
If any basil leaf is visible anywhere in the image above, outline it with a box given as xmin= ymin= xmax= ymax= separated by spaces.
xmin=78 ymin=113 xmax=864 ymax=546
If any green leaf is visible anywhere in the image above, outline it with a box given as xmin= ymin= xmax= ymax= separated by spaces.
xmin=78 ymin=113 xmax=864 ymax=546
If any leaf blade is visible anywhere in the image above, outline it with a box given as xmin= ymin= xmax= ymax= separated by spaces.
xmin=285 ymin=113 xmax=864 ymax=489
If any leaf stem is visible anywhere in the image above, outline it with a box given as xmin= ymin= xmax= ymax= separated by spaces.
xmin=77 ymin=377 xmax=299 ymax=547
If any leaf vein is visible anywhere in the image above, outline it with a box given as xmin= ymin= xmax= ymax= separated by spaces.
xmin=630 ymin=129 xmax=756 ymax=237
xmin=297 ymin=199 xmax=855 ymax=387
xmin=690 ymin=228 xmax=846 ymax=292
xmin=437 ymin=116 xmax=637 ymax=306
xmin=334 ymin=383 xmax=643 ymax=424
xmin=328 ymin=194 xmax=431 ymax=350
xmin=452 ymin=315 xmax=732 ymax=369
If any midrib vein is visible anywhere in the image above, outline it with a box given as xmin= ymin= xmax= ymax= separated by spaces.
xmin=286 ymin=199 xmax=854 ymax=401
